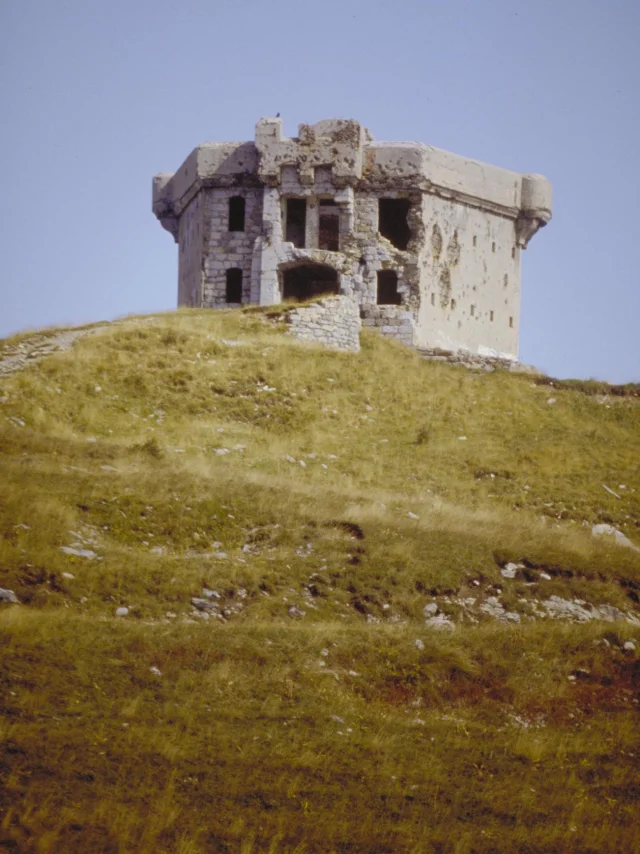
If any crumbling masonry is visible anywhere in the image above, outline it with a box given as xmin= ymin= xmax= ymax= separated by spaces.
xmin=153 ymin=117 xmax=551 ymax=359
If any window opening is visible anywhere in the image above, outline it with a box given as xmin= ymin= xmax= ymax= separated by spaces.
xmin=228 ymin=197 xmax=245 ymax=232
xmin=285 ymin=198 xmax=306 ymax=248
xmin=451 ymin=299 xmax=456 ymax=310
xmin=509 ymin=316 xmax=513 ymax=328
xmin=378 ymin=199 xmax=411 ymax=250
xmin=319 ymin=215 xmax=340 ymax=251
xmin=490 ymin=310 xmax=494 ymax=322
xmin=431 ymin=293 xmax=435 ymax=306
xmin=470 ymin=304 xmax=475 ymax=316
xmin=472 ymin=235 xmax=477 ymax=247
xmin=225 ymin=268 xmax=242 ymax=303
xmin=377 ymin=270 xmax=401 ymax=305
xmin=282 ymin=263 xmax=338 ymax=301
xmin=491 ymin=241 xmax=496 ymax=253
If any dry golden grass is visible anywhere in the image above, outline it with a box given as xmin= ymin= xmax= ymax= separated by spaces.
xmin=0 ymin=309 xmax=639 ymax=852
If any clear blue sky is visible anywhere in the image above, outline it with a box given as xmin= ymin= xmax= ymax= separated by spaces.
xmin=1 ymin=0 xmax=638 ymax=381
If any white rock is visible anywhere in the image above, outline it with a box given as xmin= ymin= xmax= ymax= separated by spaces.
xmin=407 ymin=512 xmax=419 ymax=520
xmin=60 ymin=546 xmax=98 ymax=560
xmin=480 ymin=597 xmax=505 ymax=618
xmin=86 ymin=437 xmax=97 ymax=443
xmin=540 ymin=572 xmax=552 ymax=581
xmin=0 ymin=588 xmax=19 ymax=604
xmin=592 ymin=524 xmax=640 ymax=552
xmin=425 ymin=614 xmax=455 ymax=631
xmin=623 ymin=640 xmax=636 ymax=651
xmin=501 ymin=563 xmax=518 ymax=579
xmin=150 ymin=546 xmax=165 ymax=555
xmin=149 ymin=666 xmax=162 ymax=676
xmin=100 ymin=465 xmax=117 ymax=472
xmin=423 ymin=603 xmax=438 ymax=616
xmin=288 ymin=605 xmax=306 ymax=618
xmin=115 ymin=607 xmax=129 ymax=617
xmin=61 ymin=572 xmax=75 ymax=580
xmin=414 ymin=638 xmax=425 ymax=650
xmin=458 ymin=436 xmax=467 ymax=441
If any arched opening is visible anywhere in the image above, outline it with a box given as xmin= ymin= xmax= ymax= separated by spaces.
xmin=281 ymin=263 xmax=339 ymax=302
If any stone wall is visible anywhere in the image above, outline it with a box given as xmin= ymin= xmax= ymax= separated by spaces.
xmin=360 ymin=306 xmax=417 ymax=346
xmin=284 ymin=296 xmax=361 ymax=352
xmin=201 ymin=188 xmax=263 ymax=306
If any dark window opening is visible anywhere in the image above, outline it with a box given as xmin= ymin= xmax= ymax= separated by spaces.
xmin=228 ymin=196 xmax=245 ymax=232
xmin=285 ymin=198 xmax=306 ymax=247
xmin=282 ymin=263 xmax=338 ymax=302
xmin=378 ymin=199 xmax=411 ymax=250
xmin=377 ymin=270 xmax=401 ymax=305
xmin=319 ymin=198 xmax=337 ymax=207
xmin=225 ymin=268 xmax=242 ymax=303
xmin=319 ymin=215 xmax=340 ymax=251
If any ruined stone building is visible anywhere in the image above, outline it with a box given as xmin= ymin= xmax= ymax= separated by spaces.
xmin=153 ymin=117 xmax=551 ymax=359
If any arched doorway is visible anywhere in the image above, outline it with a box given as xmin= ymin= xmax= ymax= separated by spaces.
xmin=281 ymin=263 xmax=339 ymax=302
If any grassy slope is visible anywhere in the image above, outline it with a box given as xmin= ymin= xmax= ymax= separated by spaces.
xmin=0 ymin=309 xmax=639 ymax=854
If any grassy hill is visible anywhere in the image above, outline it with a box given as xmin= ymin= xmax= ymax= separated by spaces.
xmin=1 ymin=309 xmax=639 ymax=853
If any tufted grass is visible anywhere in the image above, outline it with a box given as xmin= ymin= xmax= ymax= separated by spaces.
xmin=0 ymin=308 xmax=639 ymax=852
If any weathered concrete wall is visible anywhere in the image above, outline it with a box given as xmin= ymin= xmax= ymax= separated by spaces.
xmin=417 ymin=195 xmax=520 ymax=358
xmin=285 ymin=296 xmax=361 ymax=352
xmin=177 ymin=195 xmax=205 ymax=307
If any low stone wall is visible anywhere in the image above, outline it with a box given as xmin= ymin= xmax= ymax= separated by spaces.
xmin=418 ymin=347 xmax=538 ymax=374
xmin=360 ymin=306 xmax=417 ymax=346
xmin=284 ymin=295 xmax=361 ymax=352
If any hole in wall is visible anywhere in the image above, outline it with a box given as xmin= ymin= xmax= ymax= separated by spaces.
xmin=225 ymin=268 xmax=243 ymax=303
xmin=377 ymin=270 xmax=401 ymax=305
xmin=509 ymin=316 xmax=513 ymax=328
xmin=228 ymin=197 xmax=245 ymax=232
xmin=319 ymin=214 xmax=340 ymax=251
xmin=512 ymin=246 xmax=516 ymax=259
xmin=492 ymin=242 xmax=496 ymax=253
xmin=285 ymin=199 xmax=307 ymax=248
xmin=378 ymin=199 xmax=411 ymax=250
xmin=451 ymin=299 xmax=456 ymax=310
xmin=490 ymin=310 xmax=494 ymax=322
xmin=472 ymin=235 xmax=477 ymax=247
xmin=430 ymin=293 xmax=435 ymax=306
xmin=470 ymin=304 xmax=475 ymax=316
xmin=282 ymin=263 xmax=338 ymax=301
xmin=503 ymin=274 xmax=508 ymax=287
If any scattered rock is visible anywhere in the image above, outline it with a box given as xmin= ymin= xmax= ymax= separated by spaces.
xmin=61 ymin=572 xmax=75 ymax=580
xmin=425 ymin=614 xmax=455 ymax=631
xmin=192 ymin=598 xmax=216 ymax=613
xmin=423 ymin=603 xmax=438 ymax=616
xmin=592 ymin=523 xmax=639 ymax=552
xmin=414 ymin=638 xmax=425 ymax=650
xmin=407 ymin=512 xmax=419 ymax=520
xmin=60 ymin=547 xmax=98 ymax=560
xmin=149 ymin=666 xmax=162 ymax=676
xmin=288 ymin=605 xmax=306 ymax=618
xmin=501 ymin=563 xmax=519 ymax=579
xmin=150 ymin=546 xmax=165 ymax=555
xmin=479 ymin=597 xmax=505 ymax=619
xmin=0 ymin=588 xmax=19 ymax=604
xmin=623 ymin=640 xmax=636 ymax=652
xmin=115 ymin=607 xmax=129 ymax=617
